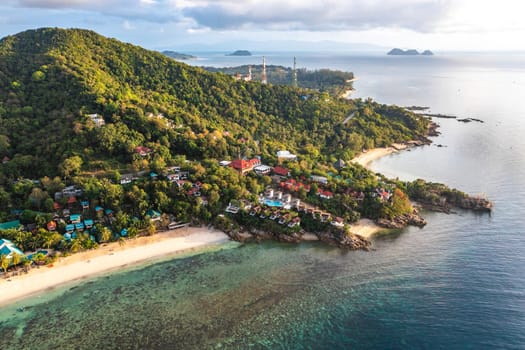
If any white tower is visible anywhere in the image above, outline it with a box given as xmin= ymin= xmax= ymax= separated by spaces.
xmin=261 ymin=56 xmax=267 ymax=84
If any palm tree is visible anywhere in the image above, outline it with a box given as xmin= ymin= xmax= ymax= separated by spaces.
xmin=11 ymin=252 xmax=24 ymax=270
xmin=70 ymin=239 xmax=82 ymax=253
xmin=1 ymin=254 xmax=9 ymax=274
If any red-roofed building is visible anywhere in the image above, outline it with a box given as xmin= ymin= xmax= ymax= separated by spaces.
xmin=229 ymin=158 xmax=261 ymax=175
xmin=319 ymin=190 xmax=334 ymax=199
xmin=67 ymin=196 xmax=77 ymax=205
xmin=273 ymin=166 xmax=290 ymax=177
xmin=47 ymin=221 xmax=57 ymax=231
xmin=134 ymin=146 xmax=152 ymax=157
xmin=53 ymin=202 xmax=62 ymax=210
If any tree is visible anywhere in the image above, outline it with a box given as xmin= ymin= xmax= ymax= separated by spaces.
xmin=1 ymin=254 xmax=9 ymax=274
xmin=59 ymin=155 xmax=83 ymax=179
xmin=11 ymin=252 xmax=24 ymax=270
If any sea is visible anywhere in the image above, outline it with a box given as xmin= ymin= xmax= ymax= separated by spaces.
xmin=1 ymin=52 xmax=524 ymax=350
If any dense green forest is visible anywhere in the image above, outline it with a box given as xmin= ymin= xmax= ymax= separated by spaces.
xmin=0 ymin=28 xmax=435 ymax=255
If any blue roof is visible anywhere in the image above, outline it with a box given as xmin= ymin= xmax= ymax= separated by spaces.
xmin=70 ymin=214 xmax=81 ymax=221
xmin=150 ymin=172 xmax=158 ymax=177
xmin=120 ymin=228 xmax=128 ymax=236
xmin=0 ymin=239 xmax=24 ymax=256
xmin=146 ymin=209 xmax=161 ymax=217
xmin=84 ymin=219 xmax=94 ymax=226
xmin=75 ymin=223 xmax=85 ymax=230
xmin=105 ymin=209 xmax=113 ymax=215
xmin=66 ymin=224 xmax=75 ymax=232
xmin=0 ymin=220 xmax=21 ymax=231
xmin=95 ymin=206 xmax=104 ymax=211
xmin=81 ymin=201 xmax=89 ymax=206
xmin=63 ymin=233 xmax=72 ymax=240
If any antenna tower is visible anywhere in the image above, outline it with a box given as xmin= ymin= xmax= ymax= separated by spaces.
xmin=292 ymin=56 xmax=298 ymax=87
xmin=261 ymin=56 xmax=267 ymax=84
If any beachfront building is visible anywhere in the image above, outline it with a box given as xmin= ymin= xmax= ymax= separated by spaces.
xmin=0 ymin=239 xmax=25 ymax=263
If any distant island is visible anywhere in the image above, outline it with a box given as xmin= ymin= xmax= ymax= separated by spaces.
xmin=227 ymin=50 xmax=252 ymax=56
xmin=388 ymin=48 xmax=434 ymax=56
xmin=161 ymin=50 xmax=196 ymax=60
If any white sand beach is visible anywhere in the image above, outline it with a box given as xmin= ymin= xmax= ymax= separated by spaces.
xmin=351 ymin=143 xmax=409 ymax=168
xmin=350 ymin=219 xmax=383 ymax=238
xmin=0 ymin=227 xmax=230 ymax=307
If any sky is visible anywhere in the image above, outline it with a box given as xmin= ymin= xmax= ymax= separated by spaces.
xmin=0 ymin=0 xmax=524 ymax=52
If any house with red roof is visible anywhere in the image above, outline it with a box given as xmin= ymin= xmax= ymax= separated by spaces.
xmin=273 ymin=166 xmax=290 ymax=177
xmin=134 ymin=146 xmax=152 ymax=157
xmin=229 ymin=158 xmax=261 ymax=175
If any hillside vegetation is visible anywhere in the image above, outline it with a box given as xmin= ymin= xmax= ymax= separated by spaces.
xmin=0 ymin=28 xmax=430 ymax=180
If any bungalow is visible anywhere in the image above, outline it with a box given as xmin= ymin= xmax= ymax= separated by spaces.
xmin=225 ymin=203 xmax=240 ymax=214
xmin=47 ymin=221 xmax=57 ymax=231
xmin=253 ymin=164 xmax=272 ymax=175
xmin=310 ymin=175 xmax=328 ymax=185
xmin=104 ymin=209 xmax=114 ymax=216
xmin=150 ymin=172 xmax=158 ymax=179
xmin=276 ymin=150 xmax=297 ymax=161
xmin=219 ymin=160 xmax=231 ymax=167
xmin=168 ymin=221 xmax=189 ymax=230
xmin=70 ymin=214 xmax=81 ymax=224
xmin=288 ymin=217 xmax=301 ymax=228
xmin=67 ymin=196 xmax=77 ymax=206
xmin=186 ymin=187 xmax=201 ymax=197
xmin=166 ymin=173 xmax=179 ymax=182
xmin=265 ymin=188 xmax=274 ymax=198
xmin=229 ymin=158 xmax=261 ymax=175
xmin=120 ymin=175 xmax=134 ymax=185
xmin=87 ymin=113 xmax=105 ymax=127
xmin=331 ymin=217 xmax=345 ymax=228
xmin=55 ymin=186 xmax=83 ymax=200
xmin=81 ymin=201 xmax=89 ymax=210
xmin=0 ymin=239 xmax=24 ymax=262
xmin=273 ymin=166 xmax=290 ymax=177
xmin=75 ymin=222 xmax=85 ymax=231
xmin=333 ymin=159 xmax=346 ymax=170
xmin=65 ymin=224 xmax=75 ymax=234
xmin=120 ymin=228 xmax=128 ymax=237
xmin=134 ymin=146 xmax=152 ymax=157
xmin=319 ymin=190 xmax=334 ymax=200
xmin=84 ymin=219 xmax=94 ymax=229
xmin=146 ymin=209 xmax=161 ymax=222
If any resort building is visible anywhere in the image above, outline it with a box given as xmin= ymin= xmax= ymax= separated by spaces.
xmin=276 ymin=150 xmax=297 ymax=161
xmin=229 ymin=158 xmax=261 ymax=175
xmin=0 ymin=239 xmax=25 ymax=262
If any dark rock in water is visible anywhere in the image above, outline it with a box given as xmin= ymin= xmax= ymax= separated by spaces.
xmin=421 ymin=50 xmax=434 ymax=56
xmin=316 ymin=230 xmax=371 ymax=251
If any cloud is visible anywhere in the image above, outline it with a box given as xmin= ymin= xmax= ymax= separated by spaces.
xmin=6 ymin=0 xmax=452 ymax=32
xmin=181 ymin=0 xmax=453 ymax=32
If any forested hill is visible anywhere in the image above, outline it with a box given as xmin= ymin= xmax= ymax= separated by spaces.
xmin=0 ymin=28 xmax=430 ymax=180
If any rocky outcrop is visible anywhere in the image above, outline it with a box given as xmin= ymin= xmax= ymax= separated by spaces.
xmin=376 ymin=212 xmax=427 ymax=229
xmin=316 ymin=230 xmax=371 ymax=250
xmin=224 ymin=226 xmax=371 ymax=250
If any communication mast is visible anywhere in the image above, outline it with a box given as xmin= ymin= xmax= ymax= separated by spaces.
xmin=261 ymin=56 xmax=267 ymax=84
xmin=292 ymin=56 xmax=298 ymax=87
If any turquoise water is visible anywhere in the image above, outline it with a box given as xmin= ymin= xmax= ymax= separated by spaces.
xmin=264 ymin=198 xmax=284 ymax=207
xmin=1 ymin=53 xmax=525 ymax=349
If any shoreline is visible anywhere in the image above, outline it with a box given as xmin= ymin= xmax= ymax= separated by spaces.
xmin=351 ymin=142 xmax=410 ymax=168
xmin=350 ymin=219 xmax=384 ymax=238
xmin=0 ymin=227 xmax=230 ymax=307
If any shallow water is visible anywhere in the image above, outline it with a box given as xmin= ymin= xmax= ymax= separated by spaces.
xmin=1 ymin=52 xmax=524 ymax=349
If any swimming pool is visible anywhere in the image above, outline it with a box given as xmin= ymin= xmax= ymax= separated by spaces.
xmin=264 ymin=199 xmax=284 ymax=207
